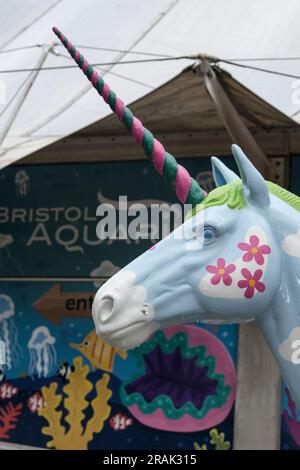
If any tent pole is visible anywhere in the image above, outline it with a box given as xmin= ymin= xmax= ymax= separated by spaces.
xmin=199 ymin=61 xmax=270 ymax=175
xmin=198 ymin=61 xmax=281 ymax=450
xmin=0 ymin=44 xmax=53 ymax=154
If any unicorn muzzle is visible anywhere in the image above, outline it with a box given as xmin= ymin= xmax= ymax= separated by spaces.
xmin=92 ymin=271 xmax=160 ymax=350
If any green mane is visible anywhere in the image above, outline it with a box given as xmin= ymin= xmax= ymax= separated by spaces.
xmin=267 ymin=181 xmax=300 ymax=212
xmin=187 ymin=180 xmax=300 ymax=219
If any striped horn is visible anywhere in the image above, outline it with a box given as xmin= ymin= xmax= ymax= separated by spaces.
xmin=53 ymin=27 xmax=207 ymax=206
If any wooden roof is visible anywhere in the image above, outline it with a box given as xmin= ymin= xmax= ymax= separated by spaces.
xmin=77 ymin=65 xmax=296 ymax=137
xmin=24 ymin=65 xmax=300 ymax=165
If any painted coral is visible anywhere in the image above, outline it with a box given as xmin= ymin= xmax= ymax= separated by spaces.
xmin=194 ymin=427 xmax=231 ymax=451
xmin=121 ymin=326 xmax=235 ymax=433
xmin=0 ymin=402 xmax=23 ymax=439
xmin=38 ymin=356 xmax=112 ymax=450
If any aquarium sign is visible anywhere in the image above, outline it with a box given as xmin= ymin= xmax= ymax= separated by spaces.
xmin=0 ymin=159 xmax=231 ymax=277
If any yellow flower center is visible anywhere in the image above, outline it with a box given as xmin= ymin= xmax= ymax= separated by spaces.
xmin=218 ymin=268 xmax=225 ymax=275
xmin=251 ymin=247 xmax=258 ymax=254
xmin=248 ymin=279 xmax=256 ymax=288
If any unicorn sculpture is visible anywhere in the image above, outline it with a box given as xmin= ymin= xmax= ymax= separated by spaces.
xmin=54 ymin=27 xmax=300 ymax=407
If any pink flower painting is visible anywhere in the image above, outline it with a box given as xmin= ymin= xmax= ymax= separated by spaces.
xmin=206 ymin=258 xmax=236 ymax=286
xmin=238 ymin=235 xmax=271 ymax=265
xmin=238 ymin=268 xmax=265 ymax=299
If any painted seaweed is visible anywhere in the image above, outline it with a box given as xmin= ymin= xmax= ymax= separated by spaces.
xmin=38 ymin=356 xmax=112 ymax=449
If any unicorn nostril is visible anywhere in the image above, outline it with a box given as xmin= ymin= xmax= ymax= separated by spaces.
xmin=98 ymin=295 xmax=114 ymax=322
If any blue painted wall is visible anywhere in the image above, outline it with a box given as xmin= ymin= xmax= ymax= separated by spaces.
xmin=0 ymin=158 xmax=238 ymax=450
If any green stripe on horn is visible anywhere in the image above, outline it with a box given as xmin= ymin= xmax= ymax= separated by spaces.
xmin=52 ymin=27 xmax=207 ymax=207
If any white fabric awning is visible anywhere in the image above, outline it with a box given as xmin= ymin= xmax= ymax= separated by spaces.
xmin=1 ymin=0 xmax=300 ymax=168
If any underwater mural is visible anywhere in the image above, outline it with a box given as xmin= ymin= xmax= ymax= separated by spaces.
xmin=0 ymin=280 xmax=237 ymax=450
xmin=0 ymin=160 xmax=238 ymax=449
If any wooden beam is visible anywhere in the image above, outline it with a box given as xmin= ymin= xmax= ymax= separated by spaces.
xmin=234 ymin=323 xmax=282 ymax=449
xmin=16 ymin=128 xmax=300 ymax=165
xmin=199 ymin=61 xmax=270 ymax=175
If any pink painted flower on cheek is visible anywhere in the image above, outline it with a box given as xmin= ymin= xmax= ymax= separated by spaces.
xmin=206 ymin=258 xmax=236 ymax=286
xmin=238 ymin=235 xmax=271 ymax=265
xmin=238 ymin=268 xmax=265 ymax=299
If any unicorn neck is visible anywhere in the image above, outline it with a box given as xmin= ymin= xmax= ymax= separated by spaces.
xmin=257 ymin=283 xmax=300 ymax=406
xmin=257 ymin=194 xmax=300 ymax=407
xmin=269 ymin=192 xmax=300 ymax=233
xmin=269 ymin=194 xmax=300 ymax=295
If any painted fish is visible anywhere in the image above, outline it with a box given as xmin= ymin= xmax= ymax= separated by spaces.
xmin=56 ymin=362 xmax=74 ymax=382
xmin=0 ymin=383 xmax=18 ymax=399
xmin=70 ymin=330 xmax=127 ymax=372
xmin=109 ymin=413 xmax=133 ymax=431
xmin=28 ymin=392 xmax=45 ymax=413
xmin=0 ymin=369 xmax=6 ymax=384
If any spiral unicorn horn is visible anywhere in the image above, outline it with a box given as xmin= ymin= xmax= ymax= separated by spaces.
xmin=52 ymin=27 xmax=206 ymax=206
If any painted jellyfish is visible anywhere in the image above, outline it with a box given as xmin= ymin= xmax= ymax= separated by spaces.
xmin=28 ymin=327 xmax=57 ymax=378
xmin=15 ymin=170 xmax=30 ymax=197
xmin=0 ymin=234 xmax=23 ymax=275
xmin=0 ymin=295 xmax=22 ymax=370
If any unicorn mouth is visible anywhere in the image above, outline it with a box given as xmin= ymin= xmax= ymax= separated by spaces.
xmin=92 ymin=270 xmax=160 ymax=349
xmin=100 ymin=320 xmax=160 ymax=350
xmin=121 ymin=328 xmax=231 ymax=420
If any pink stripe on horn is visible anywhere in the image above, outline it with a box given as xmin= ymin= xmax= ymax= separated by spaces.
xmin=115 ymin=98 xmax=125 ymax=120
xmin=175 ymin=165 xmax=191 ymax=203
xmin=152 ymin=139 xmax=165 ymax=175
xmin=74 ymin=50 xmax=80 ymax=61
xmin=91 ymin=71 xmax=99 ymax=86
xmin=67 ymin=41 xmax=73 ymax=51
xmin=102 ymin=83 xmax=110 ymax=102
xmin=131 ymin=117 xmax=144 ymax=145
xmin=82 ymin=59 xmax=89 ymax=73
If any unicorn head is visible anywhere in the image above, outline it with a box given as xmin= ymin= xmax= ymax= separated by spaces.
xmin=92 ymin=145 xmax=281 ymax=347
xmin=54 ymin=27 xmax=300 ymax=407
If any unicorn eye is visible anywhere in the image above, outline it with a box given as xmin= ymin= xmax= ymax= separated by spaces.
xmin=203 ymin=227 xmax=217 ymax=244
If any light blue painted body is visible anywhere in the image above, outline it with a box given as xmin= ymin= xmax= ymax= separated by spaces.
xmin=92 ymin=145 xmax=300 ymax=407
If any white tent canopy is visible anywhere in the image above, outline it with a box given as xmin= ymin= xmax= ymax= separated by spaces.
xmin=1 ymin=0 xmax=300 ymax=168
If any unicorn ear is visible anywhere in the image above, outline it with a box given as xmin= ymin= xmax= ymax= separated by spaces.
xmin=231 ymin=144 xmax=270 ymax=208
xmin=211 ymin=156 xmax=240 ymax=187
